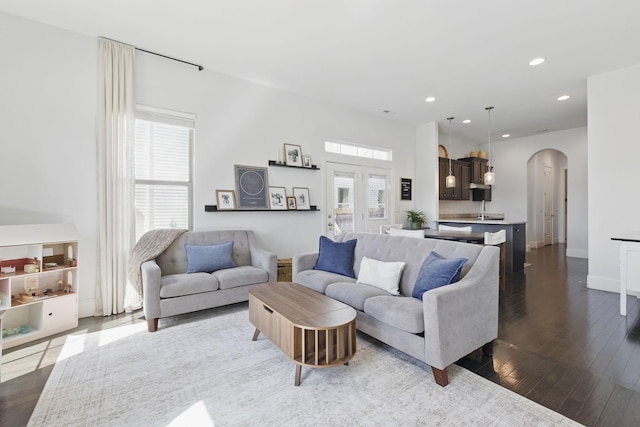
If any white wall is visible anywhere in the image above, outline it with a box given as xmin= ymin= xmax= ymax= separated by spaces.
xmin=0 ymin=13 xmax=98 ymax=317
xmin=0 ymin=13 xmax=416 ymax=315
xmin=587 ymin=63 xmax=640 ymax=293
xmin=135 ymin=53 xmax=415 ymax=258
xmin=481 ymin=127 xmax=588 ymax=258
xmin=415 ymin=122 xmax=439 ymax=228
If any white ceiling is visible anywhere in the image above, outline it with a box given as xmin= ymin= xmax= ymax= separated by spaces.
xmin=3 ymin=0 xmax=640 ymax=143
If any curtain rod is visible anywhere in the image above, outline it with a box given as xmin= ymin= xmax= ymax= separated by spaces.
xmin=100 ymin=37 xmax=203 ymax=71
xmin=136 ymin=48 xmax=204 ymax=71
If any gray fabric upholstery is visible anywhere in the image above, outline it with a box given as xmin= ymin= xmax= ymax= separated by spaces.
xmin=159 ymin=273 xmax=219 ymax=298
xmin=142 ymin=229 xmax=276 ymax=330
xmin=292 ymin=231 xmax=499 ymax=381
xmin=156 ymin=230 xmax=253 ymax=276
xmin=363 ymin=295 xmax=424 ymax=334
xmin=325 ymin=282 xmax=388 ymax=311
xmin=295 ymin=269 xmax=356 ymax=293
xmin=334 ymin=232 xmax=482 ymax=297
xmin=214 ymin=266 xmax=269 ymax=290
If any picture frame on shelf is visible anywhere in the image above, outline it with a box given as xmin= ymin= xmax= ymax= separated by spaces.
xmin=293 ymin=187 xmax=310 ymax=210
xmin=287 ymin=196 xmax=297 ymax=210
xmin=303 ymin=156 xmax=312 ymax=168
xmin=268 ymin=186 xmax=287 ymax=210
xmin=234 ymin=165 xmax=269 ymax=210
xmin=216 ymin=190 xmax=237 ymax=210
xmin=284 ymin=143 xmax=303 ymax=167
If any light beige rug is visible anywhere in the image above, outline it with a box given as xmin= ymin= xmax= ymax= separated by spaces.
xmin=29 ymin=305 xmax=581 ymax=426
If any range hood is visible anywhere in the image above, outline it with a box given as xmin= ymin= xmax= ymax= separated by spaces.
xmin=469 ymin=183 xmax=491 ymax=190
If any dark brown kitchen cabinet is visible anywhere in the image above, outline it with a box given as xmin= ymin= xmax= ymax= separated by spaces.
xmin=459 ymin=157 xmax=488 ymax=184
xmin=459 ymin=157 xmax=491 ymax=201
xmin=438 ymin=157 xmax=470 ymax=200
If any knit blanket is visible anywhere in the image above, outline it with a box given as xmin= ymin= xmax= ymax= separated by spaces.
xmin=124 ymin=228 xmax=187 ymax=312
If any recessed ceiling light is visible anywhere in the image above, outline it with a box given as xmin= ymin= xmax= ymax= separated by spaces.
xmin=425 ymin=96 xmax=436 ymax=103
xmin=557 ymin=95 xmax=570 ymax=101
xmin=529 ymin=57 xmax=546 ymax=66
xmin=502 ymin=134 xmax=510 ymax=138
xmin=462 ymin=119 xmax=471 ymax=124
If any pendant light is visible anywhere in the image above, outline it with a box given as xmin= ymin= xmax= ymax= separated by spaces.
xmin=484 ymin=106 xmax=496 ymax=185
xmin=445 ymin=117 xmax=456 ymax=188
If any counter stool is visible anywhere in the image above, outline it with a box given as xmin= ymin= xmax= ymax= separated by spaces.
xmin=484 ymin=230 xmax=506 ymax=291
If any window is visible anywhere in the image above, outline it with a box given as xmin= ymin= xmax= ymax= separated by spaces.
xmin=135 ymin=106 xmax=194 ymax=238
xmin=325 ymin=140 xmax=392 ymax=161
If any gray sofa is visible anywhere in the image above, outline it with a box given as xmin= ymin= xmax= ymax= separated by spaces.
xmin=142 ymin=230 xmax=277 ymax=332
xmin=292 ymin=232 xmax=499 ymax=387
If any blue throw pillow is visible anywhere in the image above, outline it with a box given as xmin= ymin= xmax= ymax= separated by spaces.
xmin=185 ymin=241 xmax=236 ymax=273
xmin=313 ymin=236 xmax=357 ymax=278
xmin=412 ymin=252 xmax=467 ymax=300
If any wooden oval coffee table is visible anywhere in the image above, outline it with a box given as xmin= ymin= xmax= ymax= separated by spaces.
xmin=249 ymin=282 xmax=357 ymax=386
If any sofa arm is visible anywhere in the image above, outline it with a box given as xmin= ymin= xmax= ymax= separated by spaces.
xmin=292 ymin=251 xmax=319 ymax=278
xmin=247 ymin=231 xmax=277 ymax=282
xmin=421 ymin=245 xmax=500 ymax=370
xmin=141 ymin=259 xmax=162 ymax=321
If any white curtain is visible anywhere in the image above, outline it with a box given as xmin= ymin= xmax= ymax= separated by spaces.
xmin=96 ymin=38 xmax=136 ymax=316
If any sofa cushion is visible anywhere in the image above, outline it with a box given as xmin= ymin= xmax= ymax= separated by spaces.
xmin=295 ymin=270 xmax=356 ymax=294
xmin=364 ymin=296 xmax=425 ymax=334
xmin=214 ymin=266 xmax=269 ymax=290
xmin=412 ymin=252 xmax=467 ymax=300
xmin=314 ymin=236 xmax=357 ymax=278
xmin=185 ymin=242 xmax=235 ymax=273
xmin=357 ymin=256 xmax=405 ymax=295
xmin=159 ymin=273 xmax=220 ymax=298
xmin=325 ymin=282 xmax=388 ymax=311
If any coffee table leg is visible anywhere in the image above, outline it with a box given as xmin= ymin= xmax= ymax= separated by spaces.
xmin=295 ymin=364 xmax=301 ymax=386
xmin=252 ymin=328 xmax=260 ymax=341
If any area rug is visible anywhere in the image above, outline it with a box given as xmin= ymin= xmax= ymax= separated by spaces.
xmin=29 ymin=305 xmax=580 ymax=427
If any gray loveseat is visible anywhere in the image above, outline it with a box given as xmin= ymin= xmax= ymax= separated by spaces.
xmin=142 ymin=230 xmax=277 ymax=332
xmin=292 ymin=232 xmax=499 ymax=387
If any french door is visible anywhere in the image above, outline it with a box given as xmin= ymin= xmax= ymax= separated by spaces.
xmin=325 ymin=162 xmax=393 ymax=238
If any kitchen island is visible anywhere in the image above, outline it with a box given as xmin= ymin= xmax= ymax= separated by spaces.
xmin=435 ymin=218 xmax=527 ymax=273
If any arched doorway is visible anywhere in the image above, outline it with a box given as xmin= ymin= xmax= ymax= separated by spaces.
xmin=526 ymin=149 xmax=568 ymax=249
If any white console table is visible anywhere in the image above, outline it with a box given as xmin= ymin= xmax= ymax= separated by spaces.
xmin=612 ymin=233 xmax=640 ymax=316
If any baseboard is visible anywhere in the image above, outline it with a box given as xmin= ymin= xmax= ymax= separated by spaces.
xmin=566 ymin=248 xmax=588 ymax=259
xmin=528 ymin=240 xmax=545 ymax=249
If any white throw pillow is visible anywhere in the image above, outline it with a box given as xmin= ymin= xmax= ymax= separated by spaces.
xmin=357 ymin=256 xmax=406 ymax=295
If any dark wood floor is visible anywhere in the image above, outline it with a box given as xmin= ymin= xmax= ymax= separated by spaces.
xmin=2 ymin=244 xmax=640 ymax=426
xmin=459 ymin=243 xmax=640 ymax=426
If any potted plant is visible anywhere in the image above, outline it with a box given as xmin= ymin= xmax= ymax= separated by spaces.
xmin=406 ymin=209 xmax=426 ymax=229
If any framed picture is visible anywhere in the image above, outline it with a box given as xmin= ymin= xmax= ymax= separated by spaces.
xmin=216 ymin=190 xmax=237 ymax=210
xmin=234 ymin=165 xmax=269 ymax=210
xmin=287 ymin=196 xmax=297 ymax=210
xmin=293 ymin=187 xmax=310 ymax=210
xmin=284 ymin=143 xmax=303 ymax=167
xmin=268 ymin=186 xmax=287 ymax=210
xmin=302 ymin=156 xmax=312 ymax=168
xmin=400 ymin=178 xmax=412 ymax=201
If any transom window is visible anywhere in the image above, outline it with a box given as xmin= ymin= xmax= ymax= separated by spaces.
xmin=325 ymin=140 xmax=392 ymax=161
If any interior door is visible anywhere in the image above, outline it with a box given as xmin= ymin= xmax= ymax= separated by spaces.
xmin=543 ymin=166 xmax=554 ymax=246
xmin=325 ymin=162 xmax=392 ymax=238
